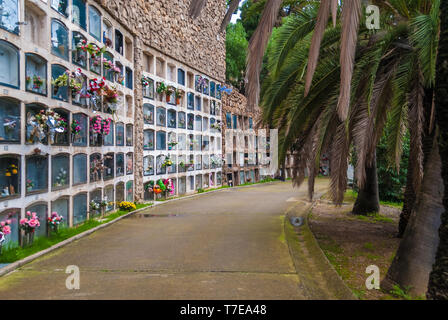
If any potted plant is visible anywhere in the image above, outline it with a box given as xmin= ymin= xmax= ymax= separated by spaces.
xmin=175 ymin=89 xmax=183 ymax=105
xmin=168 ymin=141 xmax=178 ymax=150
xmin=89 ymin=200 xmax=100 ymax=214
xmin=165 ymin=86 xmax=174 ymax=103
xmin=71 ymin=119 xmax=82 ymax=143
xmin=156 ymin=82 xmax=167 ymax=100
xmin=162 ymin=157 xmax=173 ymax=168
xmin=26 ymin=179 xmax=34 ymax=192
xmin=99 ymin=200 xmax=108 ymax=217
xmin=47 ymin=212 xmax=64 ymax=234
xmin=20 ymin=212 xmax=40 ymax=247
xmin=51 ymin=72 xmax=69 ymax=95
xmin=0 ymin=219 xmax=12 ymax=255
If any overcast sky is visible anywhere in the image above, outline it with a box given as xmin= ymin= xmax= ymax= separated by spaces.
xmin=230 ymin=8 xmax=242 ymax=24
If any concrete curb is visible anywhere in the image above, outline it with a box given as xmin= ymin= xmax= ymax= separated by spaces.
xmin=303 ymin=208 xmax=357 ymax=299
xmin=284 ymin=194 xmax=357 ymax=300
xmin=0 ymin=180 xmax=283 ymax=278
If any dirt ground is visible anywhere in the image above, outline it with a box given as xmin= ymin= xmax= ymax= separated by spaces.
xmin=309 ymin=201 xmax=402 ymax=300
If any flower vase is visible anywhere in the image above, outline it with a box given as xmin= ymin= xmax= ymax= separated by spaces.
xmin=22 ymin=231 xmax=35 ymax=248
xmin=176 ymin=98 xmax=181 ymax=105
xmin=166 ymin=95 xmax=171 ymax=103
xmin=73 ymin=92 xmax=81 ymax=104
xmin=48 ymin=224 xmax=58 ymax=236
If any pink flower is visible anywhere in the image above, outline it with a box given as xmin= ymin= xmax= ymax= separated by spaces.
xmin=20 ymin=218 xmax=27 ymax=225
xmin=26 ymin=211 xmax=31 ymax=216
xmin=28 ymin=220 xmax=37 ymax=228
xmin=6 ymin=220 xmax=11 ymax=224
xmin=0 ymin=222 xmax=4 ymax=227
xmin=2 ymin=226 xmax=11 ymax=235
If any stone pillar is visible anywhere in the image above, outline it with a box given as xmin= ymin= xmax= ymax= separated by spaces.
xmin=133 ymin=37 xmax=144 ymax=202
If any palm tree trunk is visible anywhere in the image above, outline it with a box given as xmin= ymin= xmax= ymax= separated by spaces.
xmin=352 ymin=151 xmax=380 ymax=215
xmin=382 ymin=137 xmax=444 ymax=296
xmin=398 ymin=163 xmax=416 ymax=237
xmin=427 ymin=0 xmax=448 ymax=300
xmin=398 ymin=85 xmax=434 ymax=238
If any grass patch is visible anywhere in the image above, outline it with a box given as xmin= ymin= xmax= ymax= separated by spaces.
xmin=363 ymin=242 xmax=375 ymax=251
xmin=343 ymin=190 xmax=358 ymax=202
xmin=390 ymin=285 xmax=425 ymax=300
xmin=380 ymin=201 xmax=403 ymax=209
xmin=352 ymin=212 xmax=394 ymax=224
xmin=0 ymin=203 xmax=152 ymax=264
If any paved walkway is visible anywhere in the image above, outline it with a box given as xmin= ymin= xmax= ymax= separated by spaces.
xmin=0 ymin=181 xmax=327 ymax=299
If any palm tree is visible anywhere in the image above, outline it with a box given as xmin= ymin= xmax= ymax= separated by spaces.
xmin=191 ymin=0 xmax=445 ymax=297
xmin=260 ymin=0 xmax=441 ymax=295
xmin=427 ymin=0 xmax=448 ymax=300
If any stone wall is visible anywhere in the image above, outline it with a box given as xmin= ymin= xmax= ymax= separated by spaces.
xmin=95 ymin=0 xmax=226 ymax=82
xmin=221 ymin=87 xmax=268 ymax=185
xmin=95 ymin=0 xmax=227 ymax=201
xmin=222 ymin=88 xmax=263 ymax=126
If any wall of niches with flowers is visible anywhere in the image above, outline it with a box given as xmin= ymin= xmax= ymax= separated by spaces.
xmin=0 ymin=0 xmax=226 ymax=249
xmin=0 ymin=0 xmax=136 ymax=236
xmin=139 ymin=44 xmax=224 ymax=201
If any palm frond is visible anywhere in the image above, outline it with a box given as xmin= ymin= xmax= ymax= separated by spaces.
xmin=304 ymin=0 xmax=331 ymax=96
xmin=337 ymin=0 xmax=361 ymax=121
xmin=329 ymin=120 xmax=350 ymax=205
xmin=245 ymin=0 xmax=283 ymax=111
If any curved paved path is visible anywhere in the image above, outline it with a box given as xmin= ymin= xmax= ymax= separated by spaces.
xmin=0 ymin=181 xmax=327 ymax=299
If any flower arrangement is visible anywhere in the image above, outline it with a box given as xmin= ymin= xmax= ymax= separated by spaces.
xmin=118 ymin=201 xmax=136 ymax=212
xmin=4 ymin=164 xmax=18 ymax=177
xmin=27 ymin=110 xmax=67 ymax=144
xmin=156 ymin=82 xmax=167 ymax=95
xmin=153 ymin=184 xmax=162 ymax=194
xmin=88 ymin=77 xmax=107 ymax=95
xmin=20 ymin=212 xmax=40 ymax=247
xmin=157 ymin=179 xmax=167 ymax=192
xmin=165 ymin=86 xmax=174 ymax=102
xmin=211 ymin=123 xmax=222 ymax=132
xmin=103 ymin=85 xmax=119 ymax=104
xmin=90 ymin=200 xmax=100 ymax=212
xmin=20 ymin=212 xmax=40 ymax=234
xmin=27 ymin=75 xmax=45 ymax=91
xmin=71 ymin=120 xmax=82 ymax=135
xmin=145 ymin=181 xmax=154 ymax=192
xmin=76 ymin=40 xmax=106 ymax=59
xmin=3 ymin=116 xmax=17 ymax=135
xmin=51 ymin=72 xmax=69 ymax=88
xmin=90 ymin=115 xmax=112 ymax=136
xmin=54 ymin=167 xmax=68 ymax=187
xmin=26 ymin=179 xmax=34 ymax=191
xmin=0 ymin=219 xmax=11 ymax=252
xmin=175 ymin=89 xmax=183 ymax=105
xmin=142 ymin=77 xmax=150 ymax=87
xmin=47 ymin=212 xmax=64 ymax=232
xmin=162 ymin=157 xmax=173 ymax=168
xmin=160 ymin=179 xmax=174 ymax=195
xmin=0 ymin=220 xmax=12 ymax=240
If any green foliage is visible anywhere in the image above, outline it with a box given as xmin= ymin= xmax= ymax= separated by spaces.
xmin=240 ymin=0 xmax=261 ymax=41
xmin=377 ymin=130 xmax=410 ymax=203
xmin=388 ymin=284 xmax=425 ymax=300
xmin=226 ymin=22 xmax=248 ymax=90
